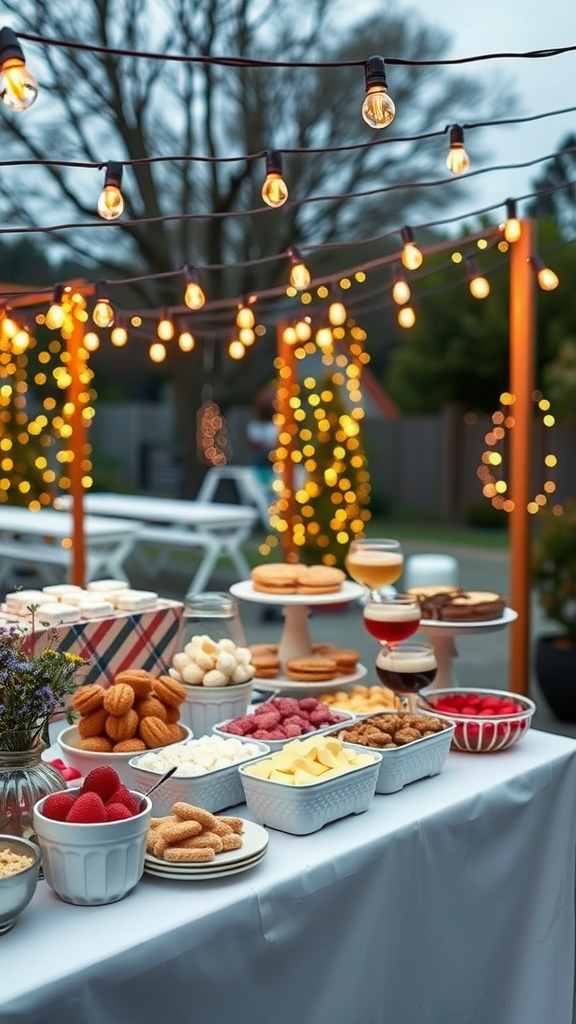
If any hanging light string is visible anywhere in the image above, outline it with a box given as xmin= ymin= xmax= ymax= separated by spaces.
xmin=14 ymin=32 xmax=576 ymax=67
xmin=0 ymin=147 xmax=573 ymax=240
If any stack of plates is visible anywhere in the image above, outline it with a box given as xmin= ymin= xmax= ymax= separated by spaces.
xmin=143 ymin=820 xmax=269 ymax=880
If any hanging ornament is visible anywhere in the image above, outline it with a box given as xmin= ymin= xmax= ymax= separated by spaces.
xmin=196 ymin=339 xmax=232 ymax=467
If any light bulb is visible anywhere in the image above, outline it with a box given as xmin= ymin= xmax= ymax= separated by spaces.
xmin=236 ymin=304 xmax=255 ymax=329
xmin=391 ymin=264 xmax=411 ymax=305
xmin=361 ymin=56 xmax=395 ymax=129
xmin=178 ymin=331 xmax=195 ymax=352
xmin=289 ymin=248 xmax=311 ymax=290
xmin=261 ymin=151 xmax=288 ymax=208
xmin=397 ymin=306 xmax=416 ymax=328
xmin=469 ymin=276 xmax=490 ymax=299
xmin=0 ymin=29 xmax=38 ymax=111
xmin=149 ymin=342 xmax=166 ymax=363
xmin=400 ymin=227 xmax=423 ymax=271
xmin=282 ymin=326 xmax=297 ymax=345
xmin=446 ymin=125 xmax=470 ymax=175
xmin=157 ymin=312 xmax=174 ymax=341
xmin=229 ymin=340 xmax=245 ymax=359
xmin=239 ymin=327 xmax=255 ymax=346
xmin=97 ymin=162 xmax=124 ymax=220
xmin=84 ymin=332 xmax=100 ymax=351
xmin=2 ymin=316 xmax=17 ymax=338
xmin=537 ymin=266 xmax=559 ymax=291
xmin=316 ymin=327 xmax=333 ymax=348
xmin=295 ymin=320 xmax=312 ymax=342
xmin=92 ymin=280 xmax=115 ymax=328
xmin=110 ymin=326 xmax=128 ymax=347
xmin=45 ymin=284 xmax=66 ymax=330
xmin=328 ymin=300 xmax=347 ymax=326
xmin=504 ymin=199 xmax=521 ymax=243
xmin=183 ymin=265 xmax=206 ymax=309
xmin=11 ymin=329 xmax=30 ymax=353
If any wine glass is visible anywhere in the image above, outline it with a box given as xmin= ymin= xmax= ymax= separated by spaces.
xmin=345 ymin=538 xmax=404 ymax=600
xmin=375 ymin=641 xmax=437 ymax=711
xmin=363 ymin=594 xmax=421 ymax=647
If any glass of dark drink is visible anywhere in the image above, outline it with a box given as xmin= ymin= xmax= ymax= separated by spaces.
xmin=363 ymin=594 xmax=421 ymax=646
xmin=375 ymin=642 xmax=437 ymax=710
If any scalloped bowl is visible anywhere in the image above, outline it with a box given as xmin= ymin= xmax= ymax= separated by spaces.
xmin=420 ymin=688 xmax=536 ymax=753
xmin=57 ymin=724 xmax=192 ymax=786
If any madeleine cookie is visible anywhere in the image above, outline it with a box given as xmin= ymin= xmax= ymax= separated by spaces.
xmin=77 ymin=707 xmax=108 ymax=739
xmin=103 ymin=683 xmax=135 ymax=716
xmin=71 ymin=684 xmax=105 ymax=715
xmin=285 ymin=656 xmax=338 ymax=682
xmin=105 ymin=709 xmax=139 ymax=741
xmin=153 ymin=675 xmax=187 ymax=707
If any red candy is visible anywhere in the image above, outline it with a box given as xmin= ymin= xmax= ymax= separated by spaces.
xmin=223 ymin=697 xmax=345 ymax=740
xmin=66 ymin=792 xmax=107 ymax=824
xmin=42 ymin=792 xmax=76 ymax=821
xmin=428 ymin=692 xmax=523 ymax=718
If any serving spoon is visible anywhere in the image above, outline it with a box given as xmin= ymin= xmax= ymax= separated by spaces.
xmin=138 ymin=765 xmax=178 ymax=811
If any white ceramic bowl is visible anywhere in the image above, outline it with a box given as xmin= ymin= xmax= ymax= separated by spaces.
xmin=33 ymin=790 xmax=152 ymax=906
xmin=238 ymin=748 xmax=381 ymax=835
xmin=0 ymin=835 xmax=41 ymax=934
xmin=129 ymin=737 xmax=270 ymax=815
xmin=57 ymin=724 xmax=192 ymax=787
xmin=178 ymin=679 xmax=254 ymax=737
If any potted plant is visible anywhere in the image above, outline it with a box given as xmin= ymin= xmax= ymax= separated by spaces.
xmin=532 ymin=500 xmax=576 ymax=720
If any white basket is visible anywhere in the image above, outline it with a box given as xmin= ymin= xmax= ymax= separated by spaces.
xmin=129 ymin=738 xmax=270 ymax=815
xmin=212 ymin=710 xmax=356 ymax=752
xmin=329 ymin=712 xmax=455 ymax=794
xmin=178 ymin=679 xmax=254 ymax=736
xmin=238 ymin=748 xmax=381 ymax=835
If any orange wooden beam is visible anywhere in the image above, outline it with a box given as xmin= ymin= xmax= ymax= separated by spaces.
xmin=276 ymin=322 xmax=297 ymax=564
xmin=66 ymin=310 xmax=87 ymax=586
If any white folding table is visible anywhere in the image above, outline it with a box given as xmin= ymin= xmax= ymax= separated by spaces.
xmin=0 ymin=506 xmax=142 ymax=585
xmin=56 ymin=493 xmax=258 ymax=594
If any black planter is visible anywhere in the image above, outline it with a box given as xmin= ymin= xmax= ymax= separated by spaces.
xmin=535 ymin=635 xmax=576 ymax=721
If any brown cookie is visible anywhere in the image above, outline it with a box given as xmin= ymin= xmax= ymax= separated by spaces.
xmin=152 ymin=675 xmax=187 ymax=707
xmin=113 ymin=738 xmax=147 ymax=753
xmin=71 ymin=684 xmax=105 ymax=715
xmin=164 ymin=705 xmax=181 ymax=725
xmin=105 ymin=709 xmax=139 ymax=741
xmin=103 ymin=683 xmax=135 ymax=716
xmin=163 ymin=847 xmax=215 ymax=863
xmin=285 ymin=656 xmax=338 ymax=681
xmin=79 ymin=736 xmax=113 ymax=752
xmin=135 ymin=696 xmax=168 ymax=722
xmin=77 ymin=707 xmax=108 ymax=739
xmin=139 ymin=715 xmax=172 ymax=748
xmin=112 ymin=670 xmax=154 ymax=699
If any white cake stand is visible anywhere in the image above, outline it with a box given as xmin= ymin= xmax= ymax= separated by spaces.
xmin=230 ymin=579 xmax=367 ymax=693
xmin=417 ymin=607 xmax=518 ymax=689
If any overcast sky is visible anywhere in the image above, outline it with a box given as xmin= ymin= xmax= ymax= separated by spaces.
xmin=394 ymin=0 xmax=576 ymax=223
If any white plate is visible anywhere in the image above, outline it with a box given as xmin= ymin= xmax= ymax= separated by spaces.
xmin=144 ymin=848 xmax=267 ymax=876
xmin=145 ymin=819 xmax=269 ymax=871
xmin=230 ymin=580 xmax=365 ymax=606
xmin=144 ymin=851 xmax=267 ymax=881
xmin=418 ymin=607 xmax=518 ymax=634
xmin=254 ymin=663 xmax=368 ymax=697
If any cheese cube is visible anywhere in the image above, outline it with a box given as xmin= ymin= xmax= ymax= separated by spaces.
xmin=269 ymin=769 xmax=295 ymax=785
xmin=294 ymin=769 xmax=319 ymax=785
xmin=317 ymin=748 xmax=338 ymax=768
xmin=247 ymin=760 xmax=273 ymax=779
xmin=291 ymin=756 xmax=329 ymax=777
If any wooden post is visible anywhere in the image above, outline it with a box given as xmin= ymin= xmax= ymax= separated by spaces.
xmin=508 ymin=219 xmax=534 ymax=695
xmin=276 ymin=322 xmax=297 ymax=563
xmin=66 ymin=309 xmax=87 ymax=586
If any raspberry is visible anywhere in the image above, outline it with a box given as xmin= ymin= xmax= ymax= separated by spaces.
xmin=283 ymin=722 xmax=303 ymax=738
xmin=265 ymin=728 xmax=287 ymax=740
xmin=298 ymin=697 xmax=318 ymax=712
xmin=106 ymin=802 xmax=133 ymax=821
xmin=66 ymin=792 xmax=107 ymax=824
xmin=107 ymin=785 xmax=139 ymax=815
xmin=42 ymin=792 xmax=76 ymax=821
xmin=230 ymin=716 xmax=257 ymax=734
xmin=272 ymin=697 xmax=301 ymax=717
xmin=251 ymin=711 xmax=281 ymax=730
xmin=221 ymin=721 xmax=245 ymax=735
xmin=81 ymin=765 xmax=121 ymax=801
xmin=254 ymin=701 xmax=275 ymax=716
xmin=308 ymin=707 xmax=331 ymax=726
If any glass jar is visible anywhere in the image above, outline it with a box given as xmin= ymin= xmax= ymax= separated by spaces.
xmin=0 ymin=742 xmax=66 ymax=842
xmin=181 ymin=591 xmax=247 ymax=649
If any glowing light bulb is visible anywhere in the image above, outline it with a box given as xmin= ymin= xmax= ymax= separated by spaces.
xmin=45 ymin=284 xmax=66 ymax=330
xmin=178 ymin=331 xmax=195 ymax=352
xmin=391 ymin=264 xmax=411 ymax=305
xmin=467 ymin=259 xmax=490 ymax=299
xmin=397 ymin=306 xmax=416 ymax=328
xmin=504 ymin=199 xmax=521 ymax=243
xmin=149 ymin=342 xmax=166 ymax=363
xmin=92 ymin=280 xmax=115 ymax=328
xmin=282 ymin=326 xmax=297 ymax=345
xmin=157 ymin=311 xmax=174 ymax=341
xmin=289 ymin=248 xmax=311 ymax=290
xmin=2 ymin=316 xmax=17 ymax=338
xmin=316 ymin=327 xmax=333 ymax=348
xmin=295 ymin=320 xmax=312 ymax=342
xmin=361 ymin=56 xmax=395 ymax=129
xmin=84 ymin=332 xmax=100 ymax=351
xmin=446 ymin=125 xmax=470 ymax=175
xmin=183 ymin=265 xmax=206 ymax=309
xmin=400 ymin=227 xmax=423 ymax=270
xmin=531 ymin=255 xmax=559 ymax=291
xmin=229 ymin=340 xmax=245 ymax=359
xmin=97 ymin=162 xmax=124 ymax=220
xmin=239 ymin=327 xmax=255 ymax=346
xmin=0 ymin=29 xmax=38 ymax=111
xmin=261 ymin=151 xmax=288 ymax=208
xmin=11 ymin=329 xmax=30 ymax=353
xmin=328 ymin=296 xmax=347 ymax=326
xmin=110 ymin=326 xmax=128 ymax=347
xmin=236 ymin=303 xmax=255 ymax=329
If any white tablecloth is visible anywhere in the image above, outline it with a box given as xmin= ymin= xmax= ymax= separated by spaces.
xmin=2 ymin=730 xmax=576 ymax=1024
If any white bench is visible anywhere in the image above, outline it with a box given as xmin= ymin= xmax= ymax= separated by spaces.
xmin=196 ymin=466 xmax=271 ymax=529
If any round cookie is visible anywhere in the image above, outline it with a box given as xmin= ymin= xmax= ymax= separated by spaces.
xmin=139 ymin=715 xmax=173 ymax=748
xmin=135 ymin=696 xmax=168 ymax=722
xmin=285 ymin=656 xmax=338 ymax=682
xmin=105 ymin=709 xmax=139 ymax=741
xmin=103 ymin=683 xmax=135 ymax=716
xmin=71 ymin=684 xmax=105 ymax=715
xmin=77 ymin=707 xmax=108 ymax=739
xmin=79 ymin=736 xmax=114 ymax=753
xmin=112 ymin=670 xmax=154 ymax=699
xmin=153 ymin=675 xmax=187 ymax=707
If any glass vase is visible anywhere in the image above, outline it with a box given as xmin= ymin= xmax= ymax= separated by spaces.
xmin=0 ymin=742 xmax=66 ymax=843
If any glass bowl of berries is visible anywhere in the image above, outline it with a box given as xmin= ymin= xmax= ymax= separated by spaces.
xmin=419 ymin=689 xmax=536 ymax=753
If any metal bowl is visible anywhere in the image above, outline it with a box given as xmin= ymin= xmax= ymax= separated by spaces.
xmin=0 ymin=834 xmax=41 ymax=934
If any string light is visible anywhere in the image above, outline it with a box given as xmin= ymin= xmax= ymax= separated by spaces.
xmin=446 ymin=124 xmax=470 ymax=175
xmin=92 ymin=280 xmax=115 ymax=328
xmin=178 ymin=331 xmax=195 ymax=352
xmin=288 ymin=248 xmax=311 ymax=290
xmin=530 ymin=254 xmax=559 ymax=291
xmin=466 ymin=258 xmax=490 ymax=299
xmin=316 ymin=327 xmax=333 ymax=349
xmin=45 ymin=284 xmax=66 ymax=330
xmin=97 ymin=161 xmax=124 ymax=220
xmin=238 ymin=327 xmax=255 ymax=346
xmin=282 ymin=326 xmax=297 ymax=345
xmin=401 ymin=226 xmax=423 ymax=271
xmin=228 ymin=340 xmax=245 ymax=359
xmin=504 ymin=198 xmax=522 ymax=243
xmin=295 ymin=320 xmax=312 ymax=342
xmin=236 ymin=301 xmax=255 ymax=330
xmin=261 ymin=151 xmax=288 ymax=208
xmin=149 ymin=341 xmax=166 ymax=362
xmin=11 ymin=328 xmax=30 ymax=354
xmin=397 ymin=305 xmax=416 ymax=328
xmin=328 ymin=287 xmax=347 ymax=327
xmin=83 ymin=332 xmax=100 ymax=351
xmin=361 ymin=56 xmax=395 ymax=129
xmin=110 ymin=324 xmax=128 ymax=347
xmin=183 ymin=264 xmax=206 ymax=309
xmin=391 ymin=264 xmax=411 ymax=305
xmin=157 ymin=309 xmax=175 ymax=341
xmin=0 ymin=28 xmax=38 ymax=111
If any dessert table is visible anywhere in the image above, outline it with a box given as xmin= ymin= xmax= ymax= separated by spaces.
xmin=2 ymin=730 xmax=575 ymax=1024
